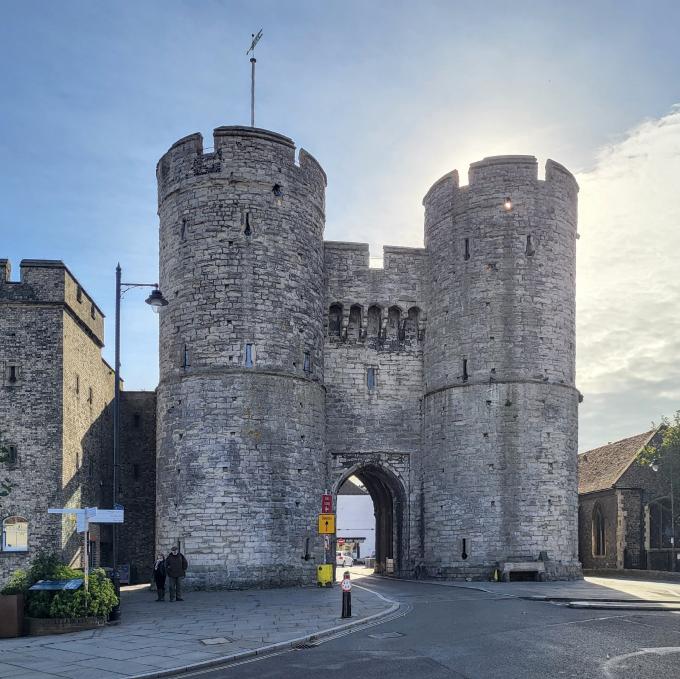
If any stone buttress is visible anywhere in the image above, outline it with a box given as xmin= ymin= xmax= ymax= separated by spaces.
xmin=156 ymin=127 xmax=327 ymax=588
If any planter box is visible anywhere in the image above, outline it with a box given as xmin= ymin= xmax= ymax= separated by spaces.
xmin=26 ymin=615 xmax=107 ymax=636
xmin=0 ymin=593 xmax=25 ymax=638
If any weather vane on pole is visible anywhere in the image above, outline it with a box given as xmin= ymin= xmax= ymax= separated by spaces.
xmin=246 ymin=29 xmax=263 ymax=128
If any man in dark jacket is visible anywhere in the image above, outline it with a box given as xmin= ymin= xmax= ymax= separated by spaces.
xmin=165 ymin=546 xmax=188 ymax=601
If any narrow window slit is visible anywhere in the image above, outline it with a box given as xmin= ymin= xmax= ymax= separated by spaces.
xmin=526 ymin=235 xmax=535 ymax=256
xmin=462 ymin=359 xmax=468 ymax=382
xmin=244 ymin=212 xmax=252 ymax=237
xmin=367 ymin=367 xmax=377 ymax=390
xmin=182 ymin=345 xmax=190 ymax=368
xmin=245 ymin=344 xmax=254 ymax=368
xmin=464 ymin=238 xmax=470 ymax=260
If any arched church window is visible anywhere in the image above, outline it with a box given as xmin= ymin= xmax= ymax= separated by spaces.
xmin=592 ymin=504 xmax=605 ymax=556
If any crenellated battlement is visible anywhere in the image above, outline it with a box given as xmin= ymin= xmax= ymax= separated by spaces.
xmin=157 ymin=126 xmax=327 ymax=207
xmin=423 ymin=155 xmax=578 ymax=237
xmin=0 ymin=259 xmax=104 ymax=345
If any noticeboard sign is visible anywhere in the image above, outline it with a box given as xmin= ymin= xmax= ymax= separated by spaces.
xmin=321 ymin=494 xmax=333 ymax=513
xmin=29 ymin=578 xmax=84 ymax=591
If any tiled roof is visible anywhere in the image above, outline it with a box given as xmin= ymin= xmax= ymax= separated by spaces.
xmin=578 ymin=429 xmax=657 ymax=494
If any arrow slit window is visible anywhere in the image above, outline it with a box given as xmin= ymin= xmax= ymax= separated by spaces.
xmin=2 ymin=516 xmax=28 ymax=552
xmin=367 ymin=367 xmax=377 ymax=391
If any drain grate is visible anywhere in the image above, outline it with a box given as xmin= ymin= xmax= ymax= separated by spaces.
xmin=294 ymin=641 xmax=320 ymax=649
xmin=368 ymin=631 xmax=404 ymax=639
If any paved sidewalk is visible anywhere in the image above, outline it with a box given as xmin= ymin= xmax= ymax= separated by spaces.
xmin=0 ymin=582 xmax=395 ymax=679
xmin=403 ymin=574 xmax=680 ymax=603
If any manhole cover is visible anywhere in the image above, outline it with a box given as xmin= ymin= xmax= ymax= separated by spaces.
xmin=201 ymin=637 xmax=234 ymax=645
xmin=368 ymin=631 xmax=404 ymax=639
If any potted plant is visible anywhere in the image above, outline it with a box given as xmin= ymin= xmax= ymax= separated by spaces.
xmin=0 ymin=568 xmax=28 ymax=637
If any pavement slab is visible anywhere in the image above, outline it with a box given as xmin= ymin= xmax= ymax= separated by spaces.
xmin=0 ymin=581 xmax=393 ymax=679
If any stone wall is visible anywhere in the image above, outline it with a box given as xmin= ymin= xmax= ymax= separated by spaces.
xmin=0 ymin=260 xmax=114 ymax=583
xmin=156 ymin=127 xmax=328 ymax=588
xmin=118 ymin=391 xmax=156 ymax=583
xmin=324 ymin=242 xmax=427 ymax=571
xmin=421 ymin=157 xmax=581 ymax=579
xmin=579 ymin=490 xmax=619 ymax=570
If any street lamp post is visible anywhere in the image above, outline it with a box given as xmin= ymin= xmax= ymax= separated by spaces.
xmin=110 ymin=264 xmax=167 ymax=621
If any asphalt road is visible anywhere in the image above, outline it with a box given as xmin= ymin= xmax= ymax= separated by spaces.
xmin=178 ymin=577 xmax=680 ymax=679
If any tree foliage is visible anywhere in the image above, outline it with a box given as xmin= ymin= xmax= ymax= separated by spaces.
xmin=640 ymin=411 xmax=680 ymax=509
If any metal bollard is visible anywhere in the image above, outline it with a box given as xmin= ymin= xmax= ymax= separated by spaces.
xmin=341 ymin=570 xmax=352 ymax=618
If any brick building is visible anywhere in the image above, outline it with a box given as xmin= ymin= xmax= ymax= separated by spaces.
xmin=0 ymin=259 xmax=156 ymax=584
xmin=578 ymin=429 xmax=678 ymax=572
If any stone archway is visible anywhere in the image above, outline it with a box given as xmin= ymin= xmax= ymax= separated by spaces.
xmin=334 ymin=462 xmax=407 ymax=575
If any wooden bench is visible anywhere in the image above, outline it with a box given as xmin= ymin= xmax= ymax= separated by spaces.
xmin=499 ymin=560 xmax=546 ymax=582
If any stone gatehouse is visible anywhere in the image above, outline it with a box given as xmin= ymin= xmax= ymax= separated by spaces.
xmin=1 ymin=124 xmax=582 ymax=587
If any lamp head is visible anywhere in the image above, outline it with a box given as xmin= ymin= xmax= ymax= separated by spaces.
xmin=145 ymin=288 xmax=168 ymax=311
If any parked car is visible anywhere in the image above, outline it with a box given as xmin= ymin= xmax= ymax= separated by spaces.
xmin=336 ymin=553 xmax=354 ymax=567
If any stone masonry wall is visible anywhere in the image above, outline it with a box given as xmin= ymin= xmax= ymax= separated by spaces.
xmin=0 ymin=261 xmax=64 ymax=582
xmin=578 ymin=490 xmax=619 ymax=570
xmin=421 ymin=157 xmax=580 ymax=579
xmin=119 ymin=390 xmax=156 ymax=583
xmin=324 ymin=242 xmax=427 ymax=571
xmin=156 ymin=127 xmax=328 ymax=588
xmin=0 ymin=260 xmax=114 ymax=582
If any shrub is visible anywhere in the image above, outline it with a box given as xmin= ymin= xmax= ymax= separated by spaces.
xmin=0 ymin=568 xmax=29 ymax=595
xmin=28 ymin=551 xmax=81 ymax=584
xmin=42 ymin=569 xmax=117 ymax=619
xmin=26 ymin=591 xmax=52 ymax=618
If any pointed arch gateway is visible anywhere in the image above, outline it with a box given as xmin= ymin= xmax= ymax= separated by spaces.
xmin=335 ymin=463 xmax=407 ymax=575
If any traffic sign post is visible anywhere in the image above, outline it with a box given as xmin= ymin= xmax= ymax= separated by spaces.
xmin=321 ymin=494 xmax=333 ymax=513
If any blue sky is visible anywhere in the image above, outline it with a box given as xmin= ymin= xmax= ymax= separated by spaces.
xmin=2 ymin=1 xmax=680 ymax=450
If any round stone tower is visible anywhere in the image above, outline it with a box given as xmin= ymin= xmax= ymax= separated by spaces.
xmin=156 ymin=126 xmax=327 ymax=588
xmin=422 ymin=155 xmax=580 ymax=579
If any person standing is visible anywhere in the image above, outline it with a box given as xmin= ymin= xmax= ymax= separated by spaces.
xmin=165 ymin=545 xmax=188 ymax=602
xmin=153 ymin=553 xmax=167 ymax=601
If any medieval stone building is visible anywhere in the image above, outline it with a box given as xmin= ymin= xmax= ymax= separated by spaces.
xmin=578 ymin=429 xmax=677 ymax=573
xmin=155 ymin=126 xmax=581 ymax=587
xmin=0 ymin=259 xmax=155 ymax=584
xmin=1 ymin=124 xmax=581 ymax=587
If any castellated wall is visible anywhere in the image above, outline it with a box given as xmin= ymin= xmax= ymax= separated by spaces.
xmin=323 ymin=243 xmax=427 ymax=568
xmin=156 ymin=127 xmax=327 ymax=588
xmin=0 ymin=260 xmax=114 ymax=582
xmin=422 ymin=156 xmax=580 ymax=578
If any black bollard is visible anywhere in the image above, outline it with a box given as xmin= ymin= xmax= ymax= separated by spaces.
xmin=341 ymin=570 xmax=352 ymax=618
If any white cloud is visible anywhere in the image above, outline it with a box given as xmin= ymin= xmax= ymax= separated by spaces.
xmin=576 ymin=105 xmax=680 ymax=450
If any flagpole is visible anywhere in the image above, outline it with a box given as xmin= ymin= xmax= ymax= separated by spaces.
xmin=246 ymin=29 xmax=262 ymax=129
xmin=250 ymin=56 xmax=256 ymax=127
